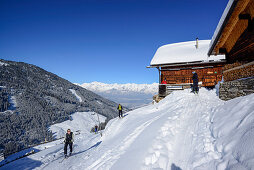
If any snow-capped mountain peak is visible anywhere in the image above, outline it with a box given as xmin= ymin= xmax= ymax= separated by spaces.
xmin=78 ymin=82 xmax=158 ymax=94
xmin=76 ymin=82 xmax=159 ymax=109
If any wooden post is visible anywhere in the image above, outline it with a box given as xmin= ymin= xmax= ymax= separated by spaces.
xmin=157 ymin=67 xmax=161 ymax=84
xmin=196 ymin=37 xmax=199 ymax=49
xmin=96 ymin=112 xmax=102 ymax=137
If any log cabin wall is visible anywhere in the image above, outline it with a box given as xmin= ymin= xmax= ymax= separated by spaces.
xmin=223 ymin=19 xmax=254 ymax=81
xmin=227 ymin=19 xmax=254 ymax=63
xmin=212 ymin=0 xmax=254 ymax=55
xmin=160 ymin=63 xmax=224 ymax=87
xmin=206 ymin=0 xmax=254 ymax=100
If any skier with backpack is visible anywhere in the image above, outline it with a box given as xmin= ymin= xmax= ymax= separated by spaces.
xmin=117 ymin=104 xmax=123 ymax=118
xmin=192 ymin=71 xmax=199 ymax=94
xmin=64 ymin=129 xmax=74 ymax=158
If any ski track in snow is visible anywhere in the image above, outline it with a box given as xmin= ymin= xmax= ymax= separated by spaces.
xmin=84 ymin=90 xmax=222 ymax=170
xmin=36 ymin=134 xmax=100 ymax=170
xmin=87 ymin=114 xmax=162 ymax=170
xmin=141 ymin=92 xmax=218 ymax=170
xmin=4 ymin=89 xmax=254 ymax=170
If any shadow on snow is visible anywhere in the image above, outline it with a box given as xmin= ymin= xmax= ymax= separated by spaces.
xmin=72 ymin=141 xmax=102 ymax=156
xmin=1 ymin=141 xmax=102 ymax=170
xmin=171 ymin=163 xmax=182 ymax=170
xmin=0 ymin=155 xmax=42 ymax=170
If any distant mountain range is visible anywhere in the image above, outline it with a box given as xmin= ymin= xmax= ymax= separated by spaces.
xmin=77 ymin=82 xmax=158 ymax=109
xmin=0 ymin=59 xmax=120 ymax=156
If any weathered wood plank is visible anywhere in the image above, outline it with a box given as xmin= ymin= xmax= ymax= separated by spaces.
xmin=161 ymin=64 xmax=224 ymax=87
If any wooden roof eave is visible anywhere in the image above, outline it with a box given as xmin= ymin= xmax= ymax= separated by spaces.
xmin=208 ymin=0 xmax=239 ymax=56
xmin=147 ymin=60 xmax=226 ymax=68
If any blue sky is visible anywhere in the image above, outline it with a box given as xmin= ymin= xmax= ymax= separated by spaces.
xmin=0 ymin=0 xmax=228 ymax=84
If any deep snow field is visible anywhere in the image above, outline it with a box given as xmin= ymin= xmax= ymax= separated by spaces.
xmin=1 ymin=88 xmax=254 ymax=170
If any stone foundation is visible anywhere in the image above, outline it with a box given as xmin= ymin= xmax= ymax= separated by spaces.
xmin=219 ymin=77 xmax=254 ymax=100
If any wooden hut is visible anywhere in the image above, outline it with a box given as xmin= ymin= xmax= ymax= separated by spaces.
xmin=208 ymin=0 xmax=254 ymax=100
xmin=148 ymin=40 xmax=226 ymax=96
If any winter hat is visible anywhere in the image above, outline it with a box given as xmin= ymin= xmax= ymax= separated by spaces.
xmin=192 ymin=71 xmax=196 ymax=74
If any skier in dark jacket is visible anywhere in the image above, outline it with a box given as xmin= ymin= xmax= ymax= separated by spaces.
xmin=95 ymin=125 xmax=98 ymax=134
xmin=117 ymin=104 xmax=123 ymax=118
xmin=64 ymin=129 xmax=74 ymax=157
xmin=192 ymin=72 xmax=199 ymax=94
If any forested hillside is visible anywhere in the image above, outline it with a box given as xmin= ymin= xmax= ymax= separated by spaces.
xmin=0 ymin=59 xmax=120 ymax=156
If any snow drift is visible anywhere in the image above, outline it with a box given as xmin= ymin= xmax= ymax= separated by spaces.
xmin=210 ymin=94 xmax=254 ymax=169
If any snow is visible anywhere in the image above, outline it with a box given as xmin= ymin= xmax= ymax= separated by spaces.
xmin=9 ymin=96 xmax=17 ymax=109
xmin=50 ymin=112 xmax=106 ymax=139
xmin=77 ymin=82 xmax=158 ymax=109
xmin=150 ymin=40 xmax=225 ymax=66
xmin=0 ymin=61 xmax=8 ymax=66
xmin=209 ymin=0 xmax=235 ymax=52
xmin=78 ymin=82 xmax=158 ymax=94
xmin=2 ymin=89 xmax=254 ymax=170
xmin=69 ymin=89 xmax=83 ymax=102
xmin=0 ymin=112 xmax=106 ymax=167
xmin=210 ymin=94 xmax=254 ymax=169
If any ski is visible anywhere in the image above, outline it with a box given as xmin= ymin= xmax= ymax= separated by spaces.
xmin=59 ymin=153 xmax=72 ymax=163
xmin=59 ymin=157 xmax=67 ymax=163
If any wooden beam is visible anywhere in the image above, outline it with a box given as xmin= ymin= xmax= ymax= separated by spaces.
xmin=219 ymin=48 xmax=228 ymax=54
xmin=157 ymin=67 xmax=161 ymax=84
xmin=215 ymin=0 xmax=251 ymax=54
xmin=239 ymin=13 xmax=253 ymax=30
xmin=239 ymin=13 xmax=251 ymax=19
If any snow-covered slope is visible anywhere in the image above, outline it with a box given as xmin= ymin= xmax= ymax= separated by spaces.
xmin=0 ymin=59 xmax=119 ymax=156
xmin=50 ymin=112 xmax=106 ymax=139
xmin=77 ymin=82 xmax=158 ymax=109
xmin=2 ymin=89 xmax=254 ymax=170
xmin=0 ymin=112 xmax=106 ymax=168
xmin=210 ymin=94 xmax=254 ymax=169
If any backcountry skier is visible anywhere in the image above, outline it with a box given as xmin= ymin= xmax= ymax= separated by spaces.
xmin=64 ymin=129 xmax=74 ymax=158
xmin=117 ymin=104 xmax=123 ymax=118
xmin=95 ymin=125 xmax=98 ymax=134
xmin=192 ymin=71 xmax=199 ymax=94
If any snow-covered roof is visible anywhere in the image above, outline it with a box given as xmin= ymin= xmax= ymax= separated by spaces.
xmin=150 ymin=40 xmax=225 ymax=66
xmin=208 ymin=0 xmax=236 ymax=56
